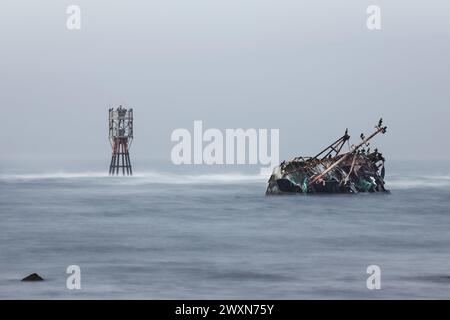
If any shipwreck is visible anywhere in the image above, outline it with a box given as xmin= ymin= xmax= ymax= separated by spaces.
xmin=266 ymin=119 xmax=388 ymax=195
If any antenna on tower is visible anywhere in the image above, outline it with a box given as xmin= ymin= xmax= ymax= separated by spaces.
xmin=108 ymin=105 xmax=133 ymax=175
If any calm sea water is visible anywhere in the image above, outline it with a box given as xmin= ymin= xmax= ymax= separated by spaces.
xmin=0 ymin=160 xmax=450 ymax=299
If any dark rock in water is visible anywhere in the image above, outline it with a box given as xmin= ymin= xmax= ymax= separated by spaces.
xmin=21 ymin=273 xmax=44 ymax=281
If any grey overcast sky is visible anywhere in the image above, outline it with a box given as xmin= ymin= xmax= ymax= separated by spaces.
xmin=0 ymin=1 xmax=449 ymax=169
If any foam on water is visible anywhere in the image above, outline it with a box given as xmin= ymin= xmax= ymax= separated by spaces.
xmin=0 ymin=172 xmax=109 ymax=180
xmin=387 ymin=175 xmax=450 ymax=189
xmin=2 ymin=171 xmax=450 ymax=189
xmin=0 ymin=171 xmax=268 ymax=185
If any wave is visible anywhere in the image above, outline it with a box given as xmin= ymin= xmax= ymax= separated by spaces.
xmin=2 ymin=171 xmax=450 ymax=188
xmin=386 ymin=175 xmax=450 ymax=189
xmin=0 ymin=171 xmax=268 ymax=185
xmin=0 ymin=172 xmax=109 ymax=180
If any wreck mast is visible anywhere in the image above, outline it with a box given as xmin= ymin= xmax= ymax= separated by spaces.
xmin=309 ymin=120 xmax=387 ymax=185
xmin=312 ymin=129 xmax=350 ymax=160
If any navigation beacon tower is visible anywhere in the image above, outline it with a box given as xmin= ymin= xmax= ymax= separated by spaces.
xmin=108 ymin=105 xmax=133 ymax=175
